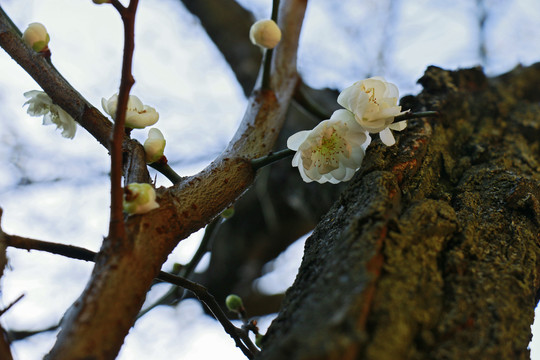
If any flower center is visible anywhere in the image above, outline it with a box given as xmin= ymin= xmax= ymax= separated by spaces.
xmin=361 ymin=85 xmax=378 ymax=105
xmin=305 ymin=127 xmax=350 ymax=173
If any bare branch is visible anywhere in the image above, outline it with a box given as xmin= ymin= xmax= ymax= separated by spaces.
xmin=2 ymin=228 xmax=258 ymax=358
xmin=3 ymin=234 xmax=96 ymax=262
xmin=107 ymin=0 xmax=139 ymax=244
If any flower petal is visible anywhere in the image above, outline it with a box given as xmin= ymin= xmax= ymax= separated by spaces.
xmin=330 ymin=165 xmax=346 ymax=181
xmin=127 ymin=95 xmax=144 ymax=112
xmin=297 ymin=165 xmax=314 ymax=183
xmin=388 ymin=120 xmax=407 ymax=131
xmin=384 ymin=82 xmax=400 ymax=98
xmin=337 ymin=82 xmax=368 ymax=113
xmin=287 ymin=130 xmax=310 ymax=151
xmin=125 ymin=109 xmax=159 ymax=129
xmin=379 ymin=127 xmax=396 ymax=146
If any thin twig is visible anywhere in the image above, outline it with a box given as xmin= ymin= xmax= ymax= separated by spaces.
xmin=2 ymin=233 xmax=258 ymax=359
xmin=393 ymin=110 xmax=439 ymax=122
xmin=271 ymin=0 xmax=280 ymax=20
xmin=261 ymin=0 xmax=280 ymax=90
xmin=158 ymin=271 xmax=259 ymax=358
xmin=138 ymin=217 xmax=224 ymax=319
xmin=181 ymin=217 xmax=223 ymax=278
xmin=110 ymin=0 xmax=126 ymax=12
xmin=4 ymin=234 xmax=96 ymax=262
xmin=261 ymin=50 xmax=273 ymax=91
xmin=0 ymin=294 xmax=24 ymax=317
xmin=108 ymin=0 xmax=139 ymax=243
xmin=8 ymin=324 xmax=59 ymax=341
xmin=251 ymin=148 xmax=294 ymax=170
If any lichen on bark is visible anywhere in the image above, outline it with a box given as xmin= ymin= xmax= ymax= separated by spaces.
xmin=258 ymin=64 xmax=540 ymax=360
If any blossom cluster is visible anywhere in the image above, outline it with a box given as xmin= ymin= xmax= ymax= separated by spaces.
xmin=101 ymin=93 xmax=166 ymax=163
xmin=287 ymin=76 xmax=408 ymax=184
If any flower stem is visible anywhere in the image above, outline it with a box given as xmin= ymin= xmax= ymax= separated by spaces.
xmin=261 ymin=0 xmax=280 ymax=90
xmin=394 ymin=110 xmax=439 ymax=123
xmin=261 ymin=49 xmax=273 ymax=91
xmin=137 ymin=216 xmax=224 ymax=319
xmin=149 ymin=162 xmax=183 ymax=184
xmin=251 ymin=148 xmax=294 ymax=171
xmin=180 ymin=217 xmax=222 ymax=278
xmin=271 ymin=0 xmax=280 ymax=20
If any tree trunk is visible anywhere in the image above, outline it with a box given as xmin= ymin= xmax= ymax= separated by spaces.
xmin=257 ymin=65 xmax=540 ymax=360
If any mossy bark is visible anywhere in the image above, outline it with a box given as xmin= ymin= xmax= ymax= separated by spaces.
xmin=258 ymin=65 xmax=540 ymax=360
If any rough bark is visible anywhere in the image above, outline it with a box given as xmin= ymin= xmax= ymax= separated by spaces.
xmin=258 ymin=65 xmax=540 ymax=359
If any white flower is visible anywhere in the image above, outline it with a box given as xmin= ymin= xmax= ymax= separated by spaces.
xmin=249 ymin=19 xmax=281 ymax=49
xmin=23 ymin=90 xmax=77 ymax=139
xmin=337 ymin=76 xmax=407 ymax=146
xmin=22 ymin=23 xmax=50 ymax=52
xmin=287 ymin=109 xmax=370 ymax=184
xmin=143 ymin=128 xmax=166 ymax=163
xmin=123 ymin=183 xmax=160 ymax=215
xmin=101 ymin=93 xmax=159 ymax=129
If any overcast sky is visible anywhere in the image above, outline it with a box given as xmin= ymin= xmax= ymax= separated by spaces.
xmin=1 ymin=0 xmax=540 ymax=359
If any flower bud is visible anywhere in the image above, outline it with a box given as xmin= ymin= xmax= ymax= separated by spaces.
xmin=249 ymin=19 xmax=281 ymax=49
xmin=220 ymin=207 xmax=235 ymax=219
xmin=144 ymin=128 xmax=166 ymax=163
xmin=123 ymin=183 xmax=160 ymax=215
xmin=225 ymin=294 xmax=244 ymax=313
xmin=22 ymin=23 xmax=50 ymax=52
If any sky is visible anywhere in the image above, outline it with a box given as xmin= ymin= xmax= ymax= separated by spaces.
xmin=0 ymin=0 xmax=539 ymax=359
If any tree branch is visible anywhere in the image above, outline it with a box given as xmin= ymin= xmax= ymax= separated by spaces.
xmin=158 ymin=271 xmax=259 ymax=358
xmin=3 ymin=234 xmax=96 ymax=262
xmin=1 ymin=228 xmax=258 ymax=358
xmin=0 ymin=6 xmax=110 ymax=148
xmin=107 ymin=0 xmax=139 ymax=244
xmin=37 ymin=1 xmax=306 ymax=359
xmin=0 ymin=5 xmax=150 ymax=185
